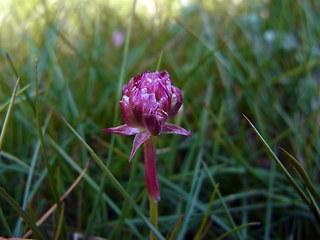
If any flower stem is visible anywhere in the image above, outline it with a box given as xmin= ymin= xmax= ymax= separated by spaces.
xmin=143 ymin=136 xmax=160 ymax=201
xmin=144 ymin=136 xmax=159 ymax=239
xmin=149 ymin=196 xmax=158 ymax=240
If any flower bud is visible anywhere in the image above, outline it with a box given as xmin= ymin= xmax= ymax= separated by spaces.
xmin=120 ymin=71 xmax=182 ymax=136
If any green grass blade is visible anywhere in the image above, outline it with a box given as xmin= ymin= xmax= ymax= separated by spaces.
xmin=54 ymin=204 xmax=65 ymax=240
xmin=0 ymin=186 xmax=46 ymax=239
xmin=264 ymin=161 xmax=276 ymax=240
xmin=167 ymin=215 xmax=184 ymax=240
xmin=13 ymin=112 xmax=52 ymax=236
xmin=179 ymin=83 xmax=212 ymax=239
xmin=34 ymin=59 xmax=62 ymax=218
xmin=243 ymin=115 xmax=310 ymax=205
xmin=305 ymin=187 xmax=320 ymax=221
xmin=0 ymin=77 xmax=20 ymax=149
xmin=28 ymin=59 xmax=65 ymax=238
xmin=116 ymin=0 xmax=137 ymax=111
xmin=6 ymin=53 xmax=19 ymax=78
xmin=204 ymin=104 xmax=264 ymax=181
xmin=202 ymin=160 xmax=240 ymax=238
xmin=110 ymin=154 xmax=140 ymax=239
xmin=216 ymin=222 xmax=260 ymax=240
xmin=61 ymin=116 xmax=165 ymax=240
xmin=0 ymin=206 xmax=12 ymax=237
xmin=0 ymin=150 xmax=30 ymax=169
xmin=5 ymin=53 xmax=36 ymax=114
xmin=280 ymin=147 xmax=320 ymax=202
xmin=83 ymin=175 xmax=107 ymax=238
xmin=156 ymin=51 xmax=163 ymax=71
xmin=194 ymin=183 xmax=219 ymax=240
xmin=0 ymin=84 xmax=31 ymax=114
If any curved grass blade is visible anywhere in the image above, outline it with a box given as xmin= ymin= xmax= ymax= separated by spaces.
xmin=54 ymin=203 xmax=65 ymax=240
xmin=0 ymin=84 xmax=31 ymax=114
xmin=305 ymin=187 xmax=320 ymax=221
xmin=0 ymin=186 xmax=46 ymax=239
xmin=34 ymin=58 xmax=61 ymax=209
xmin=216 ymin=222 xmax=260 ymax=240
xmin=0 ymin=78 xmax=20 ymax=149
xmin=61 ymin=116 xmax=165 ymax=240
xmin=15 ymin=112 xmax=52 ymax=235
xmin=194 ymin=183 xmax=219 ymax=240
xmin=279 ymin=147 xmax=320 ymax=202
xmin=6 ymin=53 xmax=36 ymax=114
xmin=6 ymin=53 xmax=19 ymax=78
xmin=243 ymin=115 xmax=310 ymax=205
xmin=0 ymin=207 xmax=12 ymax=236
xmin=0 ymin=151 xmax=30 ymax=169
xmin=202 ymin=160 xmax=240 ymax=237
xmin=279 ymin=148 xmax=320 ymax=221
xmin=167 ymin=216 xmax=184 ymax=240
xmin=156 ymin=51 xmax=163 ymax=71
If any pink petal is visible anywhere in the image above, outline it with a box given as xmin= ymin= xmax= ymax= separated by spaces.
xmin=144 ymin=107 xmax=163 ymax=136
xmin=160 ymin=123 xmax=191 ymax=136
xmin=144 ymin=137 xmax=160 ymax=202
xmin=168 ymin=86 xmax=182 ymax=118
xmin=129 ymin=131 xmax=151 ymax=161
xmin=120 ymin=100 xmax=137 ymax=127
xmin=102 ymin=124 xmax=139 ymax=135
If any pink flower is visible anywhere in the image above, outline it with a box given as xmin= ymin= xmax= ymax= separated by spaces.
xmin=103 ymin=71 xmax=190 ymax=201
xmin=112 ymin=31 xmax=124 ymax=49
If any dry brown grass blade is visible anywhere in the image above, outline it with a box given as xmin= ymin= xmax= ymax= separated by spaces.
xmin=23 ymin=159 xmax=90 ymax=238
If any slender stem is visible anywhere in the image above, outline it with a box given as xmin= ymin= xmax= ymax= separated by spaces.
xmin=143 ymin=137 xmax=160 ymax=201
xmin=149 ymin=196 xmax=158 ymax=240
xmin=144 ymin=136 xmax=159 ymax=239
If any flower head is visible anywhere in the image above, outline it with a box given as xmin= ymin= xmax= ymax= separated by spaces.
xmin=103 ymin=71 xmax=190 ymax=201
xmin=120 ymin=71 xmax=184 ymax=135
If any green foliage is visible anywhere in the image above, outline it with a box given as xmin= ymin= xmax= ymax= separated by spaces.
xmin=1 ymin=0 xmax=320 ymax=239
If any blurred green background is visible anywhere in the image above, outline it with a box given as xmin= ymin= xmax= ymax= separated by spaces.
xmin=1 ymin=0 xmax=320 ymax=239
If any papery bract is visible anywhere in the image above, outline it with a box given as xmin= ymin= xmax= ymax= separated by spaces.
xmin=103 ymin=71 xmax=190 ymax=201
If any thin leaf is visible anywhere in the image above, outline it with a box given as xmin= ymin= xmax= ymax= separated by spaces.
xmin=0 ymin=206 xmax=12 ymax=236
xmin=0 ymin=78 xmax=20 ymax=149
xmin=216 ymin=222 xmax=260 ymax=240
xmin=167 ymin=216 xmax=184 ymax=240
xmin=15 ymin=112 xmax=52 ymax=235
xmin=243 ymin=115 xmax=310 ymax=205
xmin=194 ymin=183 xmax=219 ymax=240
xmin=202 ymin=161 xmax=240 ymax=238
xmin=0 ymin=151 xmax=30 ymax=169
xmin=6 ymin=53 xmax=19 ymax=78
xmin=54 ymin=204 xmax=65 ymax=240
xmin=0 ymin=84 xmax=31 ymax=114
xmin=279 ymin=147 xmax=320 ymax=202
xmin=305 ymin=187 xmax=320 ymax=221
xmin=34 ymin=58 xmax=61 ymax=210
xmin=0 ymin=186 xmax=46 ymax=240
xmin=156 ymin=51 xmax=163 ymax=71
